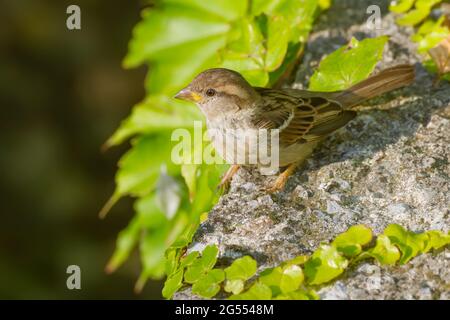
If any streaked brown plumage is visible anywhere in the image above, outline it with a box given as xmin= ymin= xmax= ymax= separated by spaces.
xmin=175 ymin=65 xmax=415 ymax=192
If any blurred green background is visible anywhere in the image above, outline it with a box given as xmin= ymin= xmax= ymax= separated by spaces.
xmin=0 ymin=1 xmax=163 ymax=298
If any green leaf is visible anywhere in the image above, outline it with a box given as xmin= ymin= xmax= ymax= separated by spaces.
xmin=304 ymin=244 xmax=348 ymax=285
xmin=116 ymin=134 xmax=177 ymax=198
xmin=184 ymin=245 xmax=219 ymax=283
xmin=181 ymin=164 xmax=198 ymax=201
xmin=162 ymin=269 xmax=184 ymax=299
xmin=265 ymin=15 xmax=291 ymax=71
xmin=384 ymin=224 xmax=429 ymax=264
xmin=318 ymin=0 xmax=332 ymax=10
xmin=411 ymin=17 xmax=450 ymax=54
xmin=180 ymin=251 xmax=200 ymax=269
xmin=389 ymin=0 xmax=416 ymax=14
xmin=224 ymin=256 xmax=258 ymax=281
xmin=105 ymin=215 xmax=140 ymax=273
xmin=229 ymin=282 xmax=272 ymax=300
xmin=332 ymin=225 xmax=373 ymax=257
xmin=105 ymin=95 xmax=203 ymax=147
xmin=395 ymin=0 xmax=442 ymax=26
xmin=155 ymin=167 xmax=182 ymax=220
xmin=135 ymin=193 xmax=168 ymax=229
xmin=124 ymin=5 xmax=230 ymax=69
xmin=359 ymin=234 xmax=401 ymax=265
xmin=284 ymin=255 xmax=309 ymax=266
xmin=224 ymin=279 xmax=245 ymax=295
xmin=259 ymin=267 xmax=283 ymax=296
xmin=192 ymin=269 xmax=225 ymax=298
xmin=279 ymin=264 xmax=304 ymax=294
xmin=309 ymin=36 xmax=388 ymax=92
xmin=165 ymin=0 xmax=248 ymax=21
xmin=259 ymin=264 xmax=304 ymax=295
xmin=423 ymin=230 xmax=450 ymax=252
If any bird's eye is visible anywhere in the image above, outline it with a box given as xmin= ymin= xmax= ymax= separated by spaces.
xmin=205 ymin=88 xmax=216 ymax=97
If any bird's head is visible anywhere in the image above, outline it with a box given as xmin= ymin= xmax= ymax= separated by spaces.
xmin=174 ymin=68 xmax=259 ymax=121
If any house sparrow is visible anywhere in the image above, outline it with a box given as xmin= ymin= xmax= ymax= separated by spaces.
xmin=175 ymin=65 xmax=415 ymax=192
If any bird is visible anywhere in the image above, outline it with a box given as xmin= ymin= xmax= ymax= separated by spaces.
xmin=174 ymin=64 xmax=415 ymax=193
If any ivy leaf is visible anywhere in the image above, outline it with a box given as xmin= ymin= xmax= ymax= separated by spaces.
xmin=180 ymin=251 xmax=200 ymax=269
xmin=221 ymin=18 xmax=268 ymax=86
xmin=396 ymin=0 xmax=442 ymax=26
xmin=136 ymin=224 xmax=170 ymax=292
xmin=279 ymin=264 xmax=304 ymax=294
xmin=360 ymin=234 xmax=401 ymax=265
xmin=384 ymin=224 xmax=429 ymax=264
xmin=224 ymin=279 xmax=245 ymax=295
xmin=229 ymin=282 xmax=272 ymax=300
xmin=105 ymin=216 xmax=141 ymax=273
xmin=165 ymin=248 xmax=181 ymax=277
xmin=265 ymin=15 xmax=291 ymax=71
xmin=304 ymin=244 xmax=348 ymax=285
xmin=332 ymin=225 xmax=373 ymax=257
xmin=184 ymin=245 xmax=219 ymax=283
xmin=389 ymin=0 xmax=416 ymax=14
xmin=309 ymin=36 xmax=388 ymax=91
xmin=155 ymin=166 xmax=182 ymax=220
xmin=259 ymin=267 xmax=283 ymax=296
xmin=162 ymin=269 xmax=184 ymax=299
xmin=260 ymin=264 xmax=304 ymax=295
xmin=192 ymin=269 xmax=225 ymax=298
xmin=124 ymin=4 xmax=230 ymax=93
xmin=423 ymin=230 xmax=450 ymax=252
xmin=105 ymin=95 xmax=203 ymax=148
xmin=283 ymin=255 xmax=309 ymax=266
xmin=318 ymin=0 xmax=332 ymax=10
xmin=224 ymin=256 xmax=258 ymax=281
xmin=411 ymin=17 xmax=450 ymax=54
xmin=100 ymin=134 xmax=177 ymax=218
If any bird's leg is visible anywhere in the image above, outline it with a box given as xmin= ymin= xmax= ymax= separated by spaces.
xmin=217 ymin=165 xmax=240 ymax=191
xmin=266 ymin=162 xmax=300 ymax=193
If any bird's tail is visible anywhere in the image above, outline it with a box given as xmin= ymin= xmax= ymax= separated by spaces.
xmin=333 ymin=64 xmax=415 ymax=108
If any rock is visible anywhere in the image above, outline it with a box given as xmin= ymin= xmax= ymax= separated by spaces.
xmin=174 ymin=0 xmax=450 ymax=300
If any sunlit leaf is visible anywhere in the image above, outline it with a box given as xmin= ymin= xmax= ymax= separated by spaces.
xmin=229 ymin=282 xmax=272 ymax=300
xmin=224 ymin=256 xmax=258 ymax=281
xmin=358 ymin=234 xmax=401 ymax=265
xmin=184 ymin=245 xmax=219 ymax=283
xmin=384 ymin=224 xmax=429 ymax=264
xmin=389 ymin=0 xmax=416 ymax=14
xmin=162 ymin=269 xmax=184 ymax=299
xmin=105 ymin=216 xmax=141 ymax=273
xmin=279 ymin=264 xmax=304 ymax=294
xmin=332 ymin=225 xmax=372 ymax=257
xmin=423 ymin=230 xmax=450 ymax=252
xmin=411 ymin=17 xmax=450 ymax=54
xmin=224 ymin=279 xmax=245 ymax=295
xmin=396 ymin=0 xmax=442 ymax=26
xmin=105 ymin=95 xmax=203 ymax=148
xmin=192 ymin=269 xmax=225 ymax=298
xmin=155 ymin=166 xmax=182 ymax=220
xmin=309 ymin=36 xmax=388 ymax=91
xmin=304 ymin=244 xmax=348 ymax=285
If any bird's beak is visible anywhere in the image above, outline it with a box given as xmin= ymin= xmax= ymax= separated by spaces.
xmin=174 ymin=87 xmax=203 ymax=103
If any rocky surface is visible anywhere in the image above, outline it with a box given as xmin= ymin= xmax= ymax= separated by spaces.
xmin=175 ymin=0 xmax=450 ymax=300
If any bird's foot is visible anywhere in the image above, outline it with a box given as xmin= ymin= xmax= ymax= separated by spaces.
xmin=217 ymin=165 xmax=240 ymax=193
xmin=265 ymin=176 xmax=289 ymax=193
xmin=264 ymin=162 xmax=300 ymax=193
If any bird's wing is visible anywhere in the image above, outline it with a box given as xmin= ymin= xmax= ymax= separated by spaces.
xmin=253 ymin=88 xmax=356 ymax=145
